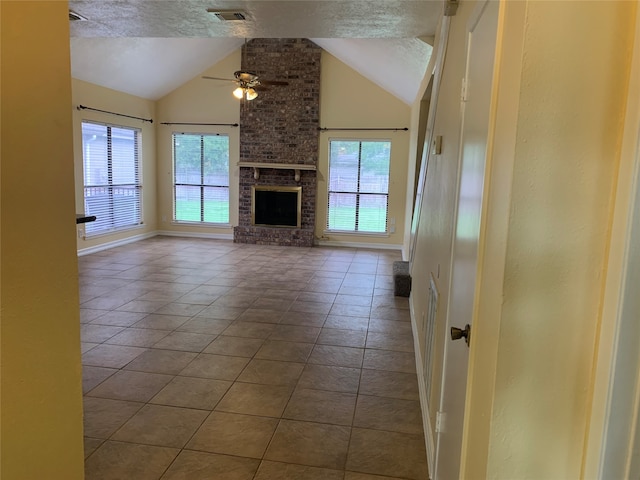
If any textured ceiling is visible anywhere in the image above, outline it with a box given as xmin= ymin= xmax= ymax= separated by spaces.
xmin=69 ymin=1 xmax=441 ymax=104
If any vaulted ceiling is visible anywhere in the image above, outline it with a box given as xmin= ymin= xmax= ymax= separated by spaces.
xmin=69 ymin=1 xmax=443 ymax=105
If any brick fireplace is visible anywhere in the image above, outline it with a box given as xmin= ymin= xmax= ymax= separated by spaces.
xmin=233 ymin=39 xmax=321 ymax=247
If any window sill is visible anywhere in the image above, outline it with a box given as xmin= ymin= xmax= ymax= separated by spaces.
xmin=324 ymin=229 xmax=389 ymax=238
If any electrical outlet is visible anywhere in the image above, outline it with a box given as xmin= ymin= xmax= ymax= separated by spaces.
xmin=162 ymin=215 xmax=167 ymax=222
xmin=390 ymin=226 xmax=396 ymax=233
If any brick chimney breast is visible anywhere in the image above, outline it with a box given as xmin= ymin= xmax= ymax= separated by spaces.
xmin=234 ymin=38 xmax=321 ymax=247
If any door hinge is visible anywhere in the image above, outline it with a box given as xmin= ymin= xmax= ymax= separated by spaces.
xmin=435 ymin=411 xmax=446 ymax=433
xmin=461 ymin=78 xmax=468 ymax=103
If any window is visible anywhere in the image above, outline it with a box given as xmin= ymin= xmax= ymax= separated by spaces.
xmin=173 ymin=133 xmax=230 ymax=224
xmin=82 ymin=121 xmax=142 ymax=236
xmin=327 ymin=139 xmax=391 ymax=233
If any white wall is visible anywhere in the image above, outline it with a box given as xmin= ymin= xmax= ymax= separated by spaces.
xmin=73 ymin=79 xmax=158 ymax=251
xmin=483 ymin=3 xmax=633 ymax=477
xmin=1 ymin=2 xmax=85 ymax=477
xmin=75 ymin=46 xmax=413 ymax=250
xmin=155 ymin=49 xmax=241 ymax=238
xmin=407 ymin=0 xmax=637 ymax=478
xmin=317 ymin=51 xmax=412 ymax=248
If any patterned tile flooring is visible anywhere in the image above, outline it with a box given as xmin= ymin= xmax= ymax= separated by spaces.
xmin=80 ymin=236 xmax=428 ymax=480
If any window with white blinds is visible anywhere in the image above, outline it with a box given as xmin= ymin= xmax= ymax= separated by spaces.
xmin=173 ymin=133 xmax=230 ymax=224
xmin=327 ymin=139 xmax=391 ymax=233
xmin=82 ymin=121 xmax=142 ymax=237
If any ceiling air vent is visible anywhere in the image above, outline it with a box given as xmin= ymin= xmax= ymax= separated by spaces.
xmin=207 ymin=9 xmax=248 ymax=21
xmin=68 ymin=10 xmax=87 ymax=21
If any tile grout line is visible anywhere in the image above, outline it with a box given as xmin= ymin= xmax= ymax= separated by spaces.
xmin=82 ymin=239 xmax=416 ymax=479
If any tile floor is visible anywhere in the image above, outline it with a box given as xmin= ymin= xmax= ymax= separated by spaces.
xmin=80 ymin=236 xmax=428 ymax=480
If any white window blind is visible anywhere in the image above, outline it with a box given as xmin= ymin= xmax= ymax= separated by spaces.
xmin=327 ymin=139 xmax=391 ymax=233
xmin=173 ymin=133 xmax=230 ymax=224
xmin=82 ymin=122 xmax=142 ymax=236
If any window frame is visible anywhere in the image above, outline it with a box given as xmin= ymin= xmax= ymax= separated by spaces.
xmin=81 ymin=120 xmax=143 ymax=237
xmin=326 ymin=138 xmax=391 ymax=235
xmin=172 ymin=132 xmax=230 ymax=225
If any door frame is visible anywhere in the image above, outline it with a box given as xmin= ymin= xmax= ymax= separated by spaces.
xmin=433 ymin=1 xmax=500 ymax=478
xmin=457 ymin=1 xmax=528 ymax=477
xmin=410 ymin=16 xmax=453 ymax=474
xmin=584 ymin=4 xmax=640 ymax=476
xmin=408 ymin=20 xmax=451 ymax=266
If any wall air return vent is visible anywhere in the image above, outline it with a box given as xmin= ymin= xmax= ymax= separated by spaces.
xmin=207 ymin=9 xmax=248 ymax=21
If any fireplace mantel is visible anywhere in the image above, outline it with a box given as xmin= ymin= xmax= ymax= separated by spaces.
xmin=238 ymin=162 xmax=316 ymax=182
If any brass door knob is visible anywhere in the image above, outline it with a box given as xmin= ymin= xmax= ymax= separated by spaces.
xmin=450 ymin=324 xmax=471 ymax=346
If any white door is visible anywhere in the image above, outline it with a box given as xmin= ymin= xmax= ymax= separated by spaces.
xmin=433 ymin=2 xmax=499 ymax=478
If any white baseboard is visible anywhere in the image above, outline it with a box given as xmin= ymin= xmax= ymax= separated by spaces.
xmin=77 ymin=230 xmax=235 ymax=256
xmin=78 ymin=230 xmax=400 ymax=256
xmin=156 ymin=230 xmax=234 ymax=241
xmin=77 ymin=231 xmax=158 ymax=256
xmin=315 ymin=239 xmax=403 ymax=251
xmin=411 ymin=299 xmax=436 ymax=478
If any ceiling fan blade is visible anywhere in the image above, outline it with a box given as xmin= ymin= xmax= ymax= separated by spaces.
xmin=253 ymin=85 xmax=270 ymax=91
xmin=202 ymin=75 xmax=236 ymax=83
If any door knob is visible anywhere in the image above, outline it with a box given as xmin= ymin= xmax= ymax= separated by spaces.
xmin=451 ymin=324 xmax=471 ymax=346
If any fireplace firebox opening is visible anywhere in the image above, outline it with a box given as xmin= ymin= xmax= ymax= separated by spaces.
xmin=252 ymin=186 xmax=302 ymax=228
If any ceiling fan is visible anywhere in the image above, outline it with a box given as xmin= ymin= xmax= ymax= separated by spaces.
xmin=202 ymin=70 xmax=288 ymax=101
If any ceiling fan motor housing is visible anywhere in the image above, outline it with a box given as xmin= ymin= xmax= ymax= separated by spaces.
xmin=234 ymin=71 xmax=259 ymax=82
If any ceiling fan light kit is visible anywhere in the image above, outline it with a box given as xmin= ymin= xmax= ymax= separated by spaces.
xmin=233 ymin=86 xmax=258 ymax=100
xmin=245 ymin=88 xmax=258 ymax=100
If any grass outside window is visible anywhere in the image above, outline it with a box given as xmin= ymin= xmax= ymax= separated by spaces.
xmin=173 ymin=133 xmax=230 ymax=224
xmin=327 ymin=139 xmax=391 ymax=233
